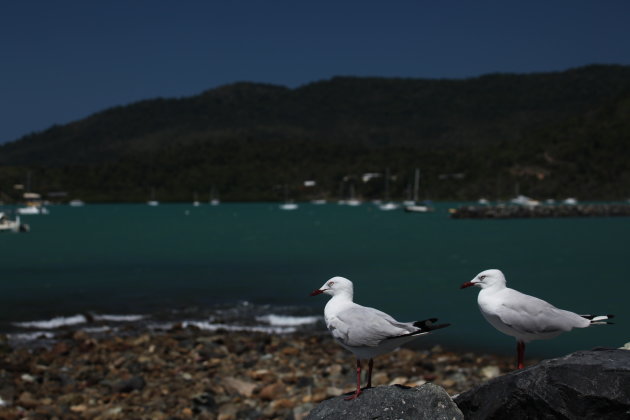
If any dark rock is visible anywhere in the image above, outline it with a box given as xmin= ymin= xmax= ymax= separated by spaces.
xmin=237 ymin=408 xmax=263 ymax=419
xmin=305 ymin=383 xmax=463 ymax=420
xmin=192 ymin=392 xmax=217 ymax=413
xmin=0 ymin=334 xmax=11 ymax=354
xmin=296 ymin=376 xmax=314 ymax=388
xmin=455 ymin=348 xmax=630 ymax=420
xmin=110 ymin=375 xmax=146 ymax=393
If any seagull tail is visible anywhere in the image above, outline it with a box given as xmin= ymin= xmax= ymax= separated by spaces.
xmin=581 ymin=314 xmax=615 ymax=325
xmin=384 ymin=318 xmax=450 ymax=341
xmin=412 ymin=318 xmax=451 ymax=332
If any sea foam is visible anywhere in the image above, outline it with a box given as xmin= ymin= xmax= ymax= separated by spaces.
xmin=183 ymin=321 xmax=299 ymax=334
xmin=255 ymin=314 xmax=322 ymax=326
xmin=13 ymin=314 xmax=88 ymax=329
xmin=92 ymin=314 xmax=146 ymax=322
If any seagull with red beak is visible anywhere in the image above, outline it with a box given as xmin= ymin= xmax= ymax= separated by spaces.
xmin=461 ymin=269 xmax=614 ymax=369
xmin=310 ymin=276 xmax=449 ymax=400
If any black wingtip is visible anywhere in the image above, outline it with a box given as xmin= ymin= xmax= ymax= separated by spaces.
xmin=413 ymin=318 xmax=451 ymax=332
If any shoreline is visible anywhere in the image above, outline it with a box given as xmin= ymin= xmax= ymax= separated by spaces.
xmin=0 ymin=326 xmax=518 ymax=420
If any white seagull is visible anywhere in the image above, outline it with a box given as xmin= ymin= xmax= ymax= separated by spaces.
xmin=461 ymin=269 xmax=614 ymax=369
xmin=310 ymin=276 xmax=449 ymax=400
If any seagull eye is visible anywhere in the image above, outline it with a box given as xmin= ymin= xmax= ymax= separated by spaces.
xmin=479 ymin=275 xmax=486 ymax=280
xmin=328 ymin=281 xmax=335 ymax=287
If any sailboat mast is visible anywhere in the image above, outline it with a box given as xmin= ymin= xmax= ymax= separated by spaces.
xmin=413 ymin=168 xmax=420 ymax=203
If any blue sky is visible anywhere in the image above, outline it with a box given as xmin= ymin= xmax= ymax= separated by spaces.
xmin=1 ymin=0 xmax=629 ymax=144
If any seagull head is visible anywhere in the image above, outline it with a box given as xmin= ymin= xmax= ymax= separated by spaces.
xmin=310 ymin=276 xmax=354 ymax=298
xmin=460 ymin=269 xmax=506 ymax=290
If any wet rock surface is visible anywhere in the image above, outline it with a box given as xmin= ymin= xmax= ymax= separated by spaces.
xmin=455 ymin=348 xmax=630 ymax=420
xmin=305 ymin=383 xmax=463 ymax=420
xmin=0 ymin=327 xmax=515 ymax=419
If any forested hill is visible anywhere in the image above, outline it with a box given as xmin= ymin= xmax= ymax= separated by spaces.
xmin=1 ymin=65 xmax=629 ymax=202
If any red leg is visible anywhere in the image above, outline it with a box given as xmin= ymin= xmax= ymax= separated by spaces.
xmin=516 ymin=340 xmax=525 ymax=369
xmin=345 ymin=359 xmax=362 ymax=400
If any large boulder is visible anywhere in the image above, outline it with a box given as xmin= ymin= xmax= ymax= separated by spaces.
xmin=455 ymin=348 xmax=630 ymax=419
xmin=306 ymin=383 xmax=463 ymax=420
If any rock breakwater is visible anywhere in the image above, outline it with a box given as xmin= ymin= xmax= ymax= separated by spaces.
xmin=450 ymin=203 xmax=630 ymax=219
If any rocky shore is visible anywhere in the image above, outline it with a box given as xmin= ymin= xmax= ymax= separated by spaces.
xmin=0 ymin=325 xmax=517 ymax=419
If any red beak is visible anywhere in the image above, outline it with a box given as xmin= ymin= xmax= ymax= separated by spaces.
xmin=460 ymin=282 xmax=475 ymax=289
xmin=310 ymin=289 xmax=324 ymax=296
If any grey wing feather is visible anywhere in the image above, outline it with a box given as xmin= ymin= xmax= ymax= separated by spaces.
xmin=331 ymin=306 xmax=412 ymax=347
xmin=498 ymin=290 xmax=587 ymax=334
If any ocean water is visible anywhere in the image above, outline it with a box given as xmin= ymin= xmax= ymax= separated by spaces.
xmin=0 ymin=202 xmax=627 ymax=357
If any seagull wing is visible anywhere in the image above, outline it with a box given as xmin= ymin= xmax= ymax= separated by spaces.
xmin=328 ymin=305 xmax=413 ymax=347
xmin=496 ymin=289 xmax=587 ymax=334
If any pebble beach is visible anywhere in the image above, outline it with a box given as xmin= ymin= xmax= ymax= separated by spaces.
xmin=0 ymin=326 xmax=518 ymax=420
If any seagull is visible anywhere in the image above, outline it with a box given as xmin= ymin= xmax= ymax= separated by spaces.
xmin=461 ymin=269 xmax=614 ymax=369
xmin=310 ymin=276 xmax=449 ymax=400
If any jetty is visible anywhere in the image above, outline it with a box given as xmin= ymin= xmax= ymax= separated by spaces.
xmin=449 ymin=203 xmax=630 ymax=219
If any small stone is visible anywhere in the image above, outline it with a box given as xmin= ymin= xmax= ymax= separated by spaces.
xmin=281 ymin=346 xmax=300 ymax=356
xmin=480 ymin=365 xmax=500 ymax=379
xmin=70 ymin=404 xmax=88 ymax=412
xmin=441 ymin=379 xmax=456 ymax=388
xmin=111 ymin=375 xmax=146 ymax=393
xmin=388 ymin=376 xmax=409 ymax=386
xmin=72 ymin=330 xmax=89 ymax=341
xmin=325 ymin=364 xmax=343 ymax=376
xmin=325 ymin=386 xmax=343 ymax=397
xmin=18 ymin=391 xmax=39 ymax=408
xmin=371 ymin=371 xmax=389 ymax=386
xmin=407 ymin=379 xmax=427 ymax=387
xmin=259 ymin=381 xmax=285 ymax=400
xmin=271 ymin=398 xmax=295 ymax=409
xmin=20 ymin=373 xmax=36 ymax=383
xmin=222 ymin=377 xmax=257 ymax=397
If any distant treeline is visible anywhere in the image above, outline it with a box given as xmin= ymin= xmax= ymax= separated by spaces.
xmin=1 ymin=65 xmax=629 ymax=202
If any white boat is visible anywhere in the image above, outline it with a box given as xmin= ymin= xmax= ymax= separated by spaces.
xmin=147 ymin=188 xmax=159 ymax=206
xmin=0 ymin=212 xmax=27 ymax=233
xmin=279 ymin=202 xmax=299 ymax=211
xmin=404 ymin=204 xmax=434 ymax=213
xmin=209 ymin=187 xmax=220 ymax=206
xmin=311 ymin=199 xmax=327 ymax=205
xmin=69 ymin=199 xmax=85 ymax=207
xmin=379 ymin=168 xmax=397 ymax=211
xmin=510 ymin=195 xmax=540 ymax=207
xmin=17 ymin=205 xmax=49 ymax=215
xmin=563 ymin=197 xmax=578 ymax=205
xmin=279 ymin=184 xmax=298 ymax=210
xmin=403 ymin=169 xmax=435 ymax=213
xmin=379 ymin=202 xmax=400 ymax=211
xmin=17 ymin=191 xmax=49 ymax=214
xmin=346 ymin=183 xmax=362 ymax=206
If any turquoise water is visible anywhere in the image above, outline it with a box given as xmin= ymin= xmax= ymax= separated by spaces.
xmin=0 ymin=202 xmax=627 ymax=356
